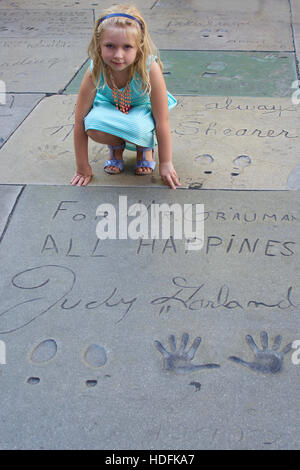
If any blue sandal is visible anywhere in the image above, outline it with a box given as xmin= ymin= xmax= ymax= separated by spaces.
xmin=104 ymin=143 xmax=125 ymax=174
xmin=135 ymin=146 xmax=156 ymax=175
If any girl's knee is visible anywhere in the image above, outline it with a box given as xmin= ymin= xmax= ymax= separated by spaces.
xmin=86 ymin=129 xmax=110 ymax=143
xmin=86 ymin=130 xmax=125 ymax=145
xmin=86 ymin=129 xmax=100 ymax=140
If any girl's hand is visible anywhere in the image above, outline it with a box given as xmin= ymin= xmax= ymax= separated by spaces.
xmin=70 ymin=164 xmax=93 ymax=186
xmin=159 ymin=162 xmax=181 ymax=190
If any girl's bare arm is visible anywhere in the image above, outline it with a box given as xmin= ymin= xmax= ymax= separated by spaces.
xmin=71 ymin=68 xmax=97 ymax=186
xmin=149 ymin=61 xmax=181 ymax=189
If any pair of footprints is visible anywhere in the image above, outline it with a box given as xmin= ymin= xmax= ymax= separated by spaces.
xmin=27 ymin=340 xmax=107 ymax=387
xmin=195 ymin=154 xmax=252 ymax=176
xmin=154 ymin=331 xmax=292 ymax=375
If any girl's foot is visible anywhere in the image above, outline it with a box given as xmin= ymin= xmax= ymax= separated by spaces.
xmin=135 ymin=147 xmax=155 ymax=175
xmin=104 ymin=143 xmax=125 ymax=174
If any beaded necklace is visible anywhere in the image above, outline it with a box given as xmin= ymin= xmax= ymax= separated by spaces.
xmin=109 ymin=70 xmax=131 ymax=114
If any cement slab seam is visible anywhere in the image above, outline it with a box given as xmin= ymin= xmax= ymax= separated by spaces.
xmin=0 ymin=7 xmax=96 ymax=13
xmin=14 ymin=184 xmax=300 ymax=193
xmin=150 ymin=0 xmax=160 ymax=9
xmin=1 ymin=92 xmax=51 ymax=95
xmin=288 ymin=0 xmax=300 ymax=78
xmin=0 ymin=184 xmax=25 ymax=244
xmin=289 ymin=27 xmax=300 ymax=79
xmin=0 ymin=94 xmax=45 ymax=151
xmin=60 ymin=57 xmax=90 ymax=95
xmin=158 ymin=49 xmax=296 ymax=53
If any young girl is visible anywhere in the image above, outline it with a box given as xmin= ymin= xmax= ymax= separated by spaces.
xmin=70 ymin=4 xmax=181 ymax=189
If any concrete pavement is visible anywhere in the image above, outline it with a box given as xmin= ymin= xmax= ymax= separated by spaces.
xmin=0 ymin=0 xmax=299 ymax=450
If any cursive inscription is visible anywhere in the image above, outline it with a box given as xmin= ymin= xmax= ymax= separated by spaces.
xmin=174 ymin=120 xmax=298 ymax=138
xmin=204 ymin=97 xmax=297 ymax=118
xmin=151 ymin=277 xmax=299 ymax=314
xmin=0 ymin=265 xmax=137 ymax=334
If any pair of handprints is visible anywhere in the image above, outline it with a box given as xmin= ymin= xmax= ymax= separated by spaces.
xmin=154 ymin=331 xmax=292 ymax=374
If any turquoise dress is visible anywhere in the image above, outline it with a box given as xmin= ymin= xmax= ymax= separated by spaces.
xmin=84 ymin=58 xmax=177 ymax=151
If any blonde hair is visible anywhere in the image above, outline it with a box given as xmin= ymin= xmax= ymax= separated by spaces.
xmin=87 ymin=4 xmax=162 ymax=94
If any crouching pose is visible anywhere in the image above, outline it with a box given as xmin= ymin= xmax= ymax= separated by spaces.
xmin=71 ymin=3 xmax=180 ymax=189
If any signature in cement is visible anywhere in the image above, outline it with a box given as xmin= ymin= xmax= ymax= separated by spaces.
xmin=151 ymin=276 xmax=298 ymax=315
xmin=0 ymin=264 xmax=137 ymax=334
xmin=154 ymin=332 xmax=220 ymax=373
xmin=229 ymin=331 xmax=292 ymax=373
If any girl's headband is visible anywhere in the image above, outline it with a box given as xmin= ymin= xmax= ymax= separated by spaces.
xmin=98 ymin=13 xmax=143 ymax=29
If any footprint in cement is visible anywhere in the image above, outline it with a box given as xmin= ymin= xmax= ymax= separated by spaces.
xmin=154 ymin=333 xmax=220 ymax=374
xmin=27 ymin=338 xmax=58 ymax=385
xmin=189 ymin=381 xmax=201 ymax=392
xmin=194 ymin=154 xmax=214 ymax=175
xmin=194 ymin=154 xmax=252 ymax=177
xmin=231 ymin=155 xmax=252 ymax=177
xmin=229 ymin=331 xmax=292 ymax=374
xmin=82 ymin=343 xmax=108 ymax=388
xmin=26 ymin=340 xmax=108 ymax=387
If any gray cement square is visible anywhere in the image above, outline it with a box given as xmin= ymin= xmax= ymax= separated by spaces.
xmin=0 ymin=9 xmax=93 ymax=93
xmin=0 ymin=185 xmax=299 ymax=449
xmin=145 ymin=2 xmax=293 ymax=51
xmin=152 ymin=0 xmax=290 ymax=18
xmin=0 ymin=0 xmax=153 ymax=13
xmin=0 ymin=95 xmax=299 ymax=190
xmin=0 ymin=0 xmax=299 ymax=452
xmin=65 ymin=51 xmax=298 ymax=98
xmin=0 ymin=9 xmax=93 ymax=38
xmin=0 ymin=38 xmax=90 ymax=93
xmin=0 ymin=94 xmax=44 ymax=148
xmin=0 ymin=1 xmax=292 ymax=51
